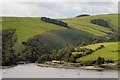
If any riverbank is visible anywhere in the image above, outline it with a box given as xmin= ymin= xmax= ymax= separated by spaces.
xmin=37 ymin=63 xmax=79 ymax=69
xmin=2 ymin=62 xmax=118 ymax=70
xmin=36 ymin=60 xmax=120 ymax=70
xmin=2 ymin=63 xmax=118 ymax=78
xmin=36 ymin=63 xmax=106 ymax=71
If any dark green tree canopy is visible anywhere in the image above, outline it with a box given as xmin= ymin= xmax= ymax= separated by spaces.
xmin=41 ymin=17 xmax=69 ymax=28
xmin=91 ymin=19 xmax=110 ymax=27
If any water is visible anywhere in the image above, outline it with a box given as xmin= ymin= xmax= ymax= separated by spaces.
xmin=1 ymin=63 xmax=118 ymax=78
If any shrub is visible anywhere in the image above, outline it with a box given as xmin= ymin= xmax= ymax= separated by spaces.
xmin=85 ymin=49 xmax=93 ymax=55
xmin=91 ymin=19 xmax=110 ymax=27
xmin=96 ymin=57 xmax=105 ymax=65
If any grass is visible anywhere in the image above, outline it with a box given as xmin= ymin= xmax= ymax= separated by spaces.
xmin=2 ymin=14 xmax=118 ymax=44
xmin=76 ymin=42 xmax=118 ymax=62
xmin=62 ymin=14 xmax=118 ymax=36
xmin=2 ymin=17 xmax=66 ymax=43
xmin=30 ymin=28 xmax=93 ymax=51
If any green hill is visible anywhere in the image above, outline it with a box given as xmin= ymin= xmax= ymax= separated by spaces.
xmin=75 ymin=42 xmax=118 ymax=62
xmin=2 ymin=14 xmax=119 ymax=65
xmin=2 ymin=17 xmax=66 ymax=43
xmin=2 ymin=14 xmax=118 ymax=44
xmin=62 ymin=14 xmax=118 ymax=37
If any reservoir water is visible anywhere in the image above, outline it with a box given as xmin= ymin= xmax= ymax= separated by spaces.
xmin=1 ymin=63 xmax=118 ymax=78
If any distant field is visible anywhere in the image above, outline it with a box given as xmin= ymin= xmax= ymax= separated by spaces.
xmin=76 ymin=42 xmax=118 ymax=62
xmin=62 ymin=14 xmax=118 ymax=36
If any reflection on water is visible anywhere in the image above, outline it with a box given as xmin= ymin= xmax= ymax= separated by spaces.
xmin=1 ymin=63 xmax=118 ymax=78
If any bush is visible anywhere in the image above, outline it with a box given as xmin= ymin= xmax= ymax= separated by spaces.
xmin=69 ymin=55 xmax=76 ymax=63
xmin=85 ymin=49 xmax=93 ymax=55
xmin=105 ymin=60 xmax=114 ymax=63
xmin=2 ymin=29 xmax=18 ymax=66
xmin=91 ymin=19 xmax=110 ymax=27
xmin=96 ymin=57 xmax=105 ymax=65
xmin=96 ymin=45 xmax=105 ymax=50
xmin=37 ymin=54 xmax=52 ymax=63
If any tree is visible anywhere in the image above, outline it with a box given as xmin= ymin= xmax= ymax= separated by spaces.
xmin=69 ymin=55 xmax=76 ymax=63
xmin=37 ymin=54 xmax=51 ymax=63
xmin=96 ymin=57 xmax=105 ymax=66
xmin=2 ymin=29 xmax=18 ymax=66
xmin=85 ymin=49 xmax=93 ymax=55
xmin=91 ymin=19 xmax=110 ymax=27
xmin=76 ymin=14 xmax=90 ymax=17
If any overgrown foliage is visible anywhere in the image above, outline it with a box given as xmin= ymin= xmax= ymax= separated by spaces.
xmin=2 ymin=29 xmax=18 ymax=66
xmin=96 ymin=57 xmax=105 ymax=66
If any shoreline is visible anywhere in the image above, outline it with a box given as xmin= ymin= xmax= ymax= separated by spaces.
xmin=36 ymin=63 xmax=118 ymax=71
xmin=1 ymin=63 xmax=118 ymax=71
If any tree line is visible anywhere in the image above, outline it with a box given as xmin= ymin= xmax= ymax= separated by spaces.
xmin=41 ymin=17 xmax=69 ymax=28
xmin=76 ymin=14 xmax=90 ymax=17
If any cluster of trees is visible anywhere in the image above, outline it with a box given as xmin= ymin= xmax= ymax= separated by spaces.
xmin=17 ymin=41 xmax=95 ymax=64
xmin=91 ymin=19 xmax=110 ymax=27
xmin=95 ymin=45 xmax=105 ymax=51
xmin=49 ymin=46 xmax=94 ymax=63
xmin=75 ymin=47 xmax=94 ymax=55
xmin=2 ymin=29 xmax=115 ymax=66
xmin=96 ymin=57 xmax=105 ymax=66
xmin=2 ymin=29 xmax=18 ymax=66
xmin=2 ymin=29 xmax=107 ymax=66
xmin=41 ymin=17 xmax=69 ymax=28
xmin=51 ymin=47 xmax=74 ymax=62
xmin=76 ymin=14 xmax=90 ymax=17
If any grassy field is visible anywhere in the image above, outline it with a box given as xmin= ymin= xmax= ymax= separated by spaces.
xmin=76 ymin=42 xmax=118 ymax=62
xmin=2 ymin=14 xmax=118 ymax=44
xmin=62 ymin=14 xmax=118 ymax=37
xmin=28 ymin=28 xmax=93 ymax=51
xmin=2 ymin=17 xmax=66 ymax=43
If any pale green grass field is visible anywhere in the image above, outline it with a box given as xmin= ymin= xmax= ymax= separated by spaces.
xmin=76 ymin=42 xmax=118 ymax=62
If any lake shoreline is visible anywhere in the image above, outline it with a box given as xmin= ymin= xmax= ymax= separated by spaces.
xmin=36 ymin=63 xmax=118 ymax=71
xmin=2 ymin=63 xmax=118 ymax=78
xmin=1 ymin=62 xmax=118 ymax=71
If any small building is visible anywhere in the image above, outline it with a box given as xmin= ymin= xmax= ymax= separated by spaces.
xmin=52 ymin=60 xmax=64 ymax=64
xmin=52 ymin=60 xmax=61 ymax=63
